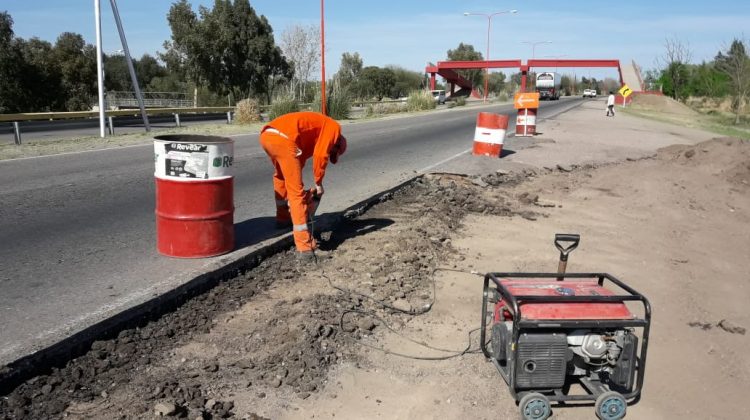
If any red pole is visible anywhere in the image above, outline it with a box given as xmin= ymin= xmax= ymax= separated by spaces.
xmin=484 ymin=16 xmax=490 ymax=103
xmin=320 ymin=0 xmax=326 ymax=116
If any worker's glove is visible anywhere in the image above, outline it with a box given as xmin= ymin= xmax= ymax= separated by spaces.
xmin=314 ymin=184 xmax=324 ymax=197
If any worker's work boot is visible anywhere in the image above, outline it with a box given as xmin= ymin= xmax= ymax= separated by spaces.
xmin=296 ymin=250 xmax=316 ymax=264
xmin=296 ymin=249 xmax=329 ymax=264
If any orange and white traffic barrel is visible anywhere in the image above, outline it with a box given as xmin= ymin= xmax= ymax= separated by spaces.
xmin=472 ymin=112 xmax=508 ymax=158
xmin=515 ymin=107 xmax=537 ymax=136
xmin=154 ymin=134 xmax=235 ymax=258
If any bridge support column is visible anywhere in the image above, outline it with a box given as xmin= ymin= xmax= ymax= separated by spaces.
xmin=520 ymin=65 xmax=529 ymax=92
xmin=450 ymin=82 xmax=455 ymax=95
xmin=430 ymin=73 xmax=436 ymax=91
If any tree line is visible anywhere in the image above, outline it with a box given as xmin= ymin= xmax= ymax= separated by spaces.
xmin=651 ymin=36 xmax=749 ymax=123
xmin=0 ymin=1 xmax=436 ymax=115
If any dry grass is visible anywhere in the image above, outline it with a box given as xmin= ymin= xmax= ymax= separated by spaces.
xmin=623 ymin=106 xmax=750 ymax=140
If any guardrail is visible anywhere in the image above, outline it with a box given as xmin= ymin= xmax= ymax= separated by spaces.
xmin=2 ymin=99 xmax=412 ymax=145
xmin=1 ymin=107 xmax=238 ymax=145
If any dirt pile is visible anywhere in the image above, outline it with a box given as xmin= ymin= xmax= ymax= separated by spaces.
xmin=631 ymin=93 xmax=698 ymax=116
xmin=0 ymin=171 xmax=540 ymax=419
xmin=657 ymin=137 xmax=750 ymax=188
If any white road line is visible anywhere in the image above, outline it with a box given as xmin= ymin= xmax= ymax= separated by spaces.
xmin=418 ymin=148 xmax=472 ymax=173
xmin=0 ymin=142 xmax=155 ymax=163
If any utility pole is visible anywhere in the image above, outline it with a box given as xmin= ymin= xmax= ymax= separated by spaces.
xmin=94 ymin=0 xmax=106 ymax=138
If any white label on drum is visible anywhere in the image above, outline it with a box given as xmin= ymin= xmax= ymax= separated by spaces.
xmin=474 ymin=127 xmax=506 ymax=145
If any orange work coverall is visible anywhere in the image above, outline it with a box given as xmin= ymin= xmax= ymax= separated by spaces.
xmin=259 ymin=112 xmax=342 ymax=252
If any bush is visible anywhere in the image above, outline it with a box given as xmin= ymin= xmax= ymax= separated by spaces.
xmin=313 ymin=88 xmax=352 ymax=120
xmin=496 ymin=92 xmax=509 ymax=102
xmin=234 ymin=98 xmax=261 ymax=124
xmin=406 ymin=90 xmax=437 ymax=111
xmin=455 ymin=96 xmax=467 ymax=106
xmin=268 ymin=96 xmax=299 ymax=120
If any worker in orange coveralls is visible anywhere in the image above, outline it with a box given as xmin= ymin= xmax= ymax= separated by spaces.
xmin=259 ymin=111 xmax=347 ymax=258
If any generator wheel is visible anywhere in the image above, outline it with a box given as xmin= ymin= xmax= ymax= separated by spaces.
xmin=595 ymin=391 xmax=627 ymax=420
xmin=519 ymin=392 xmax=551 ymax=420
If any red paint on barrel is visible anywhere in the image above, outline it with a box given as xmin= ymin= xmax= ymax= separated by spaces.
xmin=155 ymin=177 xmax=234 ymax=258
xmin=472 ymin=112 xmax=508 ymax=158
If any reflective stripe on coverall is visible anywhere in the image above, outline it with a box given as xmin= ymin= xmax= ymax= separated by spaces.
xmin=259 ymin=112 xmax=342 ymax=252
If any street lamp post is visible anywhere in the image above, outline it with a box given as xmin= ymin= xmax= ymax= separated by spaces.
xmin=463 ymin=10 xmax=517 ymax=102
xmin=320 ymin=0 xmax=326 ymax=116
xmin=522 ymin=40 xmax=552 ymax=59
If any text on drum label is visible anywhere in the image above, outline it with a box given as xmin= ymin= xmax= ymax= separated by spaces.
xmin=167 ymin=143 xmax=208 ymax=152
xmin=212 ymin=156 xmax=233 ymax=167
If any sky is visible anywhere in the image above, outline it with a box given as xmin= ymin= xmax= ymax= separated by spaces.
xmin=2 ymin=0 xmax=749 ymax=80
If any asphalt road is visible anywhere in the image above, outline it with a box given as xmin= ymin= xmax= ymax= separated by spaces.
xmin=0 ymin=98 xmax=584 ymax=365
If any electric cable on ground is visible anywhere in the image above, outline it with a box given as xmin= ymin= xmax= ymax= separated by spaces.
xmin=305 ymin=207 xmax=489 ymax=361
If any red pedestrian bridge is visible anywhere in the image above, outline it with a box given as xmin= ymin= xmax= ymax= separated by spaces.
xmin=426 ymin=59 xmax=637 ymax=97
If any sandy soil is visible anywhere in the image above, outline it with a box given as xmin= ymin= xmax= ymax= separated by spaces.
xmin=2 ymin=101 xmax=748 ymax=420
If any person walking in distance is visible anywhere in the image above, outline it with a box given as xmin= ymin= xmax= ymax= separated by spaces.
xmin=606 ymin=91 xmax=616 ymax=117
xmin=259 ymin=112 xmax=347 ymax=259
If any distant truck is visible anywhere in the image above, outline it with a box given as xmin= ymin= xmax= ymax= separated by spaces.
xmin=536 ymin=72 xmax=562 ymax=100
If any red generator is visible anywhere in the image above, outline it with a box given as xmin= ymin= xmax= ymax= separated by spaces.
xmin=480 ymin=234 xmax=651 ymax=420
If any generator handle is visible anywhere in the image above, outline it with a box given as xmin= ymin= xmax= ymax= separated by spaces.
xmin=555 ymin=233 xmax=580 ymax=280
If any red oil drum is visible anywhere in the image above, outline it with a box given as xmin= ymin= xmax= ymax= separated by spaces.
xmin=154 ymin=135 xmax=234 ymax=258
xmin=515 ymin=107 xmax=537 ymax=137
xmin=472 ymin=112 xmax=509 ymax=158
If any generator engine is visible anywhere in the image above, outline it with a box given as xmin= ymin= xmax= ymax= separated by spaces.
xmin=491 ymin=322 xmax=638 ymax=392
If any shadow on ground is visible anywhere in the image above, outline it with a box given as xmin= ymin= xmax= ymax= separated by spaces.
xmin=319 ymin=218 xmax=395 ymax=251
xmin=234 ymin=216 xmax=282 ymax=249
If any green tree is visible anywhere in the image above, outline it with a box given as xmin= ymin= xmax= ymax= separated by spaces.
xmin=387 ymin=65 xmax=422 ymax=98
xmin=446 ymin=43 xmax=484 ymax=94
xmin=688 ymin=61 xmax=729 ymax=98
xmin=164 ymin=0 xmax=291 ymax=103
xmin=136 ymin=54 xmax=166 ymax=89
xmin=336 ymin=52 xmax=363 ymax=88
xmin=487 ymin=72 xmax=506 ymax=96
xmin=715 ymin=39 xmax=750 ymax=124
xmin=104 ymin=54 xmax=131 ymax=92
xmin=0 ymin=11 xmax=25 ymax=113
xmin=18 ymin=37 xmax=64 ymax=111
xmin=660 ymin=62 xmax=690 ymax=100
xmin=356 ymin=66 xmax=395 ymax=100
xmin=162 ymin=0 xmax=206 ymax=105
xmin=560 ymin=74 xmax=573 ymax=95
xmin=52 ymin=32 xmax=98 ymax=111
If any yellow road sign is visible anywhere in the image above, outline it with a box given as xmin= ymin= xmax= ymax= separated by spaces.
xmin=618 ymin=85 xmax=633 ymax=98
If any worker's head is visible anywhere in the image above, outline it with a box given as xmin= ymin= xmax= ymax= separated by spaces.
xmin=330 ymin=135 xmax=347 ymax=164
